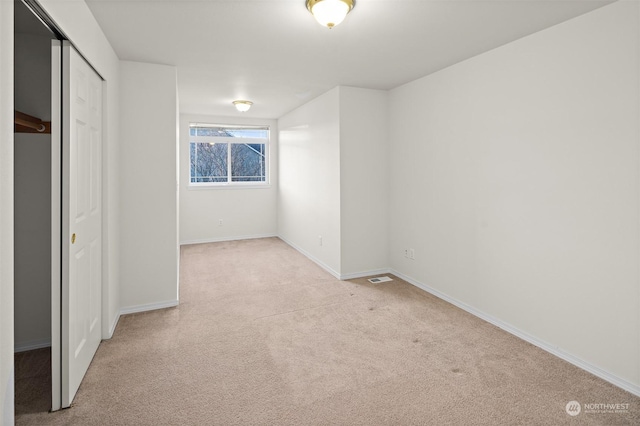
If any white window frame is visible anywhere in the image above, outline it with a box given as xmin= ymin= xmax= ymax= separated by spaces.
xmin=189 ymin=123 xmax=270 ymax=188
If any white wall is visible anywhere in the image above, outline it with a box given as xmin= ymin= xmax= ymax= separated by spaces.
xmin=14 ymin=133 xmax=51 ymax=351
xmin=13 ymin=31 xmax=53 ymax=352
xmin=14 ymin=34 xmax=51 ymax=121
xmin=389 ymin=0 xmax=640 ymax=392
xmin=179 ymin=114 xmax=278 ymax=244
xmin=0 ymin=1 xmax=15 ymax=422
xmin=39 ymin=0 xmax=121 ymax=338
xmin=339 ymin=87 xmax=389 ymax=277
xmin=278 ymin=86 xmax=390 ymax=279
xmin=119 ymin=61 xmax=179 ymax=312
xmin=278 ymin=88 xmax=342 ymax=276
xmin=182 ymin=96 xmax=385 ymax=280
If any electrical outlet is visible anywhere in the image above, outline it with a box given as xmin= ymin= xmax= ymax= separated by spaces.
xmin=319 ymin=236 xmax=323 ymax=246
xmin=404 ymin=249 xmax=409 ymax=258
xmin=409 ymin=249 xmax=415 ymax=260
xmin=218 ymin=219 xmax=223 ymax=226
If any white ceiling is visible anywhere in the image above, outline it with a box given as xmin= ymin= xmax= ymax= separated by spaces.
xmin=85 ymin=0 xmax=613 ymax=119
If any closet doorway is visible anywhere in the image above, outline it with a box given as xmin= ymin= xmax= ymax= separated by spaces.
xmin=14 ymin=0 xmax=57 ymax=415
xmin=14 ymin=0 xmax=104 ymax=415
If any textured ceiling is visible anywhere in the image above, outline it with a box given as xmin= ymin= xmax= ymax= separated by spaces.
xmin=85 ymin=0 xmax=613 ymax=118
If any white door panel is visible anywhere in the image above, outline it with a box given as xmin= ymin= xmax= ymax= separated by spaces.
xmin=60 ymin=41 xmax=102 ymax=408
xmin=51 ymin=39 xmax=61 ymax=412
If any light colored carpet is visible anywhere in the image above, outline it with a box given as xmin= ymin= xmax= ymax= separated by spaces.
xmin=17 ymin=237 xmax=639 ymax=425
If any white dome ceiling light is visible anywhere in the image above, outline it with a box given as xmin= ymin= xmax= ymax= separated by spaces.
xmin=306 ymin=0 xmax=355 ymax=29
xmin=232 ymin=100 xmax=253 ymax=112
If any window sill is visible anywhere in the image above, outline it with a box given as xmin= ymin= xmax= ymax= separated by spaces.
xmin=187 ymin=184 xmax=272 ymax=191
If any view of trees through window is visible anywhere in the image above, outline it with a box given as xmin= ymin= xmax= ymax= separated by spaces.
xmin=190 ymin=125 xmax=268 ymax=184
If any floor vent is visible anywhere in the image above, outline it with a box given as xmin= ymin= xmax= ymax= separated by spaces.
xmin=368 ymin=276 xmax=393 ymax=284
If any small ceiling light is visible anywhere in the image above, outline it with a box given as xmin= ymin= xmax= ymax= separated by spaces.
xmin=306 ymin=0 xmax=355 ymax=29
xmin=232 ymin=100 xmax=253 ymax=112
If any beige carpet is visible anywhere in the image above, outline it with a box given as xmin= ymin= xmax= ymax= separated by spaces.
xmin=16 ymin=237 xmax=639 ymax=425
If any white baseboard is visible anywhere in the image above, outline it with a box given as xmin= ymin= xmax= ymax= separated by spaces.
xmin=180 ymin=233 xmax=277 ymax=246
xmin=340 ymin=268 xmax=392 ymax=280
xmin=278 ymin=236 xmax=341 ymax=279
xmin=106 ymin=311 xmax=121 ymax=339
xmin=15 ymin=338 xmax=51 ymax=353
xmin=120 ymin=299 xmax=179 ymax=316
xmin=390 ymin=269 xmax=640 ymax=398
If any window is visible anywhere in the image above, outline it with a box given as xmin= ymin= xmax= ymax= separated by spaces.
xmin=189 ymin=124 xmax=269 ymax=186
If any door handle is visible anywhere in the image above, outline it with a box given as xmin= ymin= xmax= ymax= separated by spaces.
xmin=71 ymin=233 xmax=76 ymax=244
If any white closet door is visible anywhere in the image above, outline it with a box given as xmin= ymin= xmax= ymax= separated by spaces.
xmin=51 ymin=38 xmax=61 ymax=412
xmin=60 ymin=41 xmax=103 ymax=408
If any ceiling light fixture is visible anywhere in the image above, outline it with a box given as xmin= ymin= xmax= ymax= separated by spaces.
xmin=232 ymin=100 xmax=253 ymax=112
xmin=306 ymin=0 xmax=355 ymax=29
